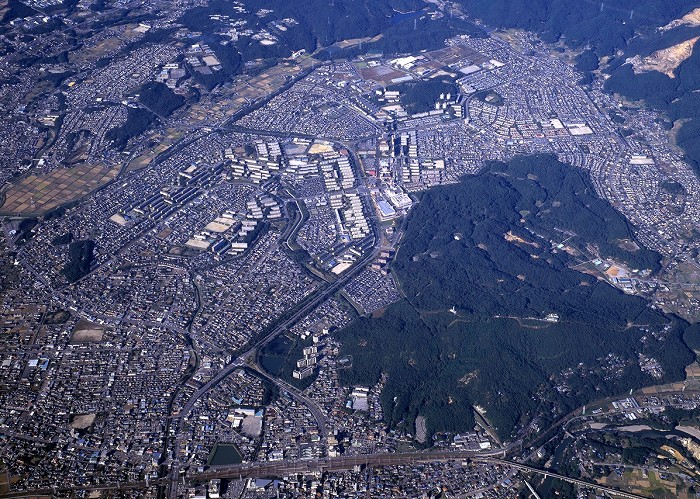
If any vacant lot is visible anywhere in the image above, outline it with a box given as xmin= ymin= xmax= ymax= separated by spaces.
xmin=69 ymin=413 xmax=96 ymax=429
xmin=70 ymin=320 xmax=106 ymax=343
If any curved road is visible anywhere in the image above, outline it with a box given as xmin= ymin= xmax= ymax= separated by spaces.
xmin=164 ymin=232 xmax=381 ymax=497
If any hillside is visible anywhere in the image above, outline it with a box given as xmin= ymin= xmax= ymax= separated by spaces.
xmin=338 ymin=155 xmax=694 ymax=439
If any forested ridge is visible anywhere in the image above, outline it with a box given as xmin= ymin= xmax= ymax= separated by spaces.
xmin=137 ymin=82 xmax=185 ymax=117
xmin=453 ymin=0 xmax=700 ymax=174
xmin=338 ymin=156 xmax=695 ymax=440
xmin=458 ymin=0 xmax=699 ymax=56
xmin=105 ymin=107 xmax=157 ymax=150
xmin=387 ymin=78 xmax=459 ymax=114
xmin=62 ymin=239 xmax=96 ymax=283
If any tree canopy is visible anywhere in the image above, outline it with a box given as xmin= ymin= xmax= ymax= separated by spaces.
xmin=337 ymin=155 xmax=693 ymax=440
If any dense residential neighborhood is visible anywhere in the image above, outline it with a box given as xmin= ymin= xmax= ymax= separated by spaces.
xmin=3 ymin=0 xmax=700 ymax=497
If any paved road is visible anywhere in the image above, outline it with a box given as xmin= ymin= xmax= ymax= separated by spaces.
xmin=485 ymin=458 xmax=649 ymax=499
xmin=189 ymin=453 xmax=649 ymax=498
xmin=164 ymin=235 xmax=382 ymax=497
xmin=191 ymin=450 xmax=504 ymax=481
xmin=163 ymin=140 xmax=381 ymax=496
xmin=1 ymin=450 xmax=649 ymax=498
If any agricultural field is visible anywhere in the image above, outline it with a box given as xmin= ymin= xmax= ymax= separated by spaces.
xmin=600 ymin=468 xmax=693 ymax=498
xmin=0 ymin=164 xmax=118 ymax=216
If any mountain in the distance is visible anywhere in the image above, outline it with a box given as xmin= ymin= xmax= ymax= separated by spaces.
xmin=456 ymin=0 xmax=700 ymax=175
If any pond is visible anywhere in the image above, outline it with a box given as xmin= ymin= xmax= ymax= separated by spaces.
xmin=208 ymin=443 xmax=243 ymax=466
xmin=259 ymin=334 xmax=294 ymax=375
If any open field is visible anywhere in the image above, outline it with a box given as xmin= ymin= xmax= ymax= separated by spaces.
xmin=427 ymin=44 xmax=489 ymax=66
xmin=0 ymin=164 xmax=118 ymax=216
xmin=600 ymin=468 xmax=689 ymax=498
xmin=126 ymin=128 xmax=185 ymax=172
xmin=69 ymin=413 xmax=96 ymax=430
xmin=335 ymin=34 xmax=383 ymax=49
xmin=69 ymin=37 xmax=123 ymax=65
xmin=70 ymin=23 xmax=152 ymax=65
xmin=186 ymin=56 xmax=319 ymax=125
xmin=0 ymin=468 xmax=8 ymax=495
xmin=356 ymin=64 xmax=410 ymax=85
xmin=70 ymin=320 xmax=106 ymax=343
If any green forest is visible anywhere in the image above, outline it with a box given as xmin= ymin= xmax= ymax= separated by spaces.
xmin=137 ymin=82 xmax=185 ymax=117
xmin=105 ymin=107 xmax=157 ymax=150
xmin=337 ymin=155 xmax=694 ymax=440
xmin=62 ymin=240 xmax=96 ymax=283
xmin=388 ymin=77 xmax=458 ymax=114
xmin=457 ymin=0 xmax=698 ymax=56
xmin=180 ymin=0 xmax=484 ymax=83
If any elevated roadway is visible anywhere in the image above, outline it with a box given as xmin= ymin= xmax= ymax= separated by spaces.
xmin=1 ymin=452 xmax=650 ymax=499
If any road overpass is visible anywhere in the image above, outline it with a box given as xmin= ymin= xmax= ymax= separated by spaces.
xmin=483 ymin=458 xmax=649 ymax=499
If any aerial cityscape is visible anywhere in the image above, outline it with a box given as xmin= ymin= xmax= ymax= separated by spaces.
xmin=3 ymin=0 xmax=700 ymax=497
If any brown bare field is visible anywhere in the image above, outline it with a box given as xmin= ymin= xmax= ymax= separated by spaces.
xmin=335 ymin=34 xmax=383 ymax=49
xmin=428 ymin=44 xmax=489 ymax=66
xmin=0 ymin=163 xmax=118 ymax=216
xmin=126 ymin=128 xmax=184 ymax=172
xmin=69 ymin=413 xmax=96 ymax=429
xmin=357 ymin=64 xmax=409 ymax=85
xmin=71 ymin=319 xmax=106 ymax=343
xmin=70 ymin=24 xmax=144 ymax=65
